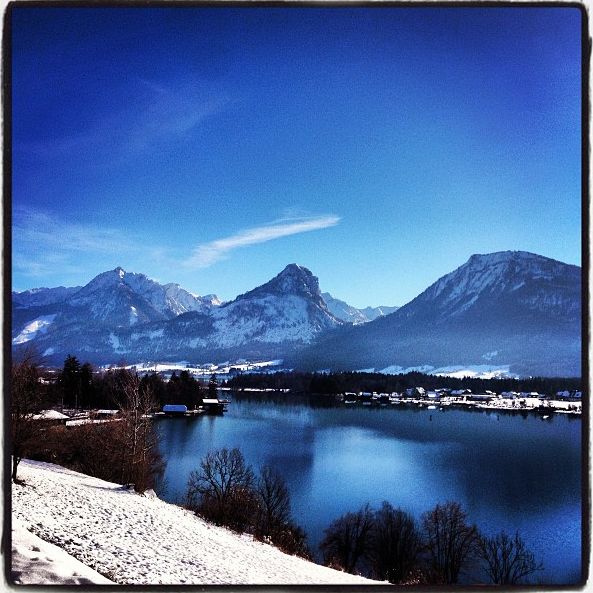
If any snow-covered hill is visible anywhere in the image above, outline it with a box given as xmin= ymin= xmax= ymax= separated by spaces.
xmin=12 ymin=460 xmax=378 ymax=585
xmin=67 ymin=267 xmax=220 ymax=322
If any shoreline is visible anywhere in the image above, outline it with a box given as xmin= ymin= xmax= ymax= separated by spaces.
xmin=227 ymin=388 xmax=582 ymax=416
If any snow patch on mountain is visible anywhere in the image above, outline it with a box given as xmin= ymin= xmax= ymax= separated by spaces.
xmin=13 ymin=314 xmax=57 ymax=344
xmin=379 ymin=365 xmax=436 ymax=375
xmin=212 ymin=295 xmax=330 ymax=346
xmin=376 ymin=364 xmax=514 ymax=379
xmin=432 ymin=365 xmax=512 ymax=379
xmin=109 ymin=332 xmax=127 ymax=353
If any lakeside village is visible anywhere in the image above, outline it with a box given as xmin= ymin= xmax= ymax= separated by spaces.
xmin=30 ymin=358 xmax=582 ymax=426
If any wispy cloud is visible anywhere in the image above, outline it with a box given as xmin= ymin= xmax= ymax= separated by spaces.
xmin=16 ymin=77 xmax=232 ymax=160
xmin=13 ymin=207 xmax=341 ymax=285
xmin=129 ymin=78 xmax=232 ymax=151
xmin=183 ymin=215 xmax=341 ymax=269
xmin=13 ymin=206 xmax=153 ymax=278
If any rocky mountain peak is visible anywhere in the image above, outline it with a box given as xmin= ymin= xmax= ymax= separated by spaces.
xmin=236 ymin=264 xmax=322 ymax=301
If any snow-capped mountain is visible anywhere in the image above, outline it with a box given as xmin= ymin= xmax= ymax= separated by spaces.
xmin=12 ymin=252 xmax=581 ymax=376
xmin=295 ymin=251 xmax=581 ymax=377
xmin=321 ymin=293 xmax=399 ymax=324
xmin=359 ymin=304 xmax=399 ymax=321
xmin=11 ymin=268 xmax=222 ymax=359
xmin=12 ymin=264 xmax=342 ymax=364
xmin=109 ymin=264 xmax=343 ymax=360
xmin=210 ymin=265 xmax=342 ymax=346
xmin=66 ymin=268 xmax=218 ymax=322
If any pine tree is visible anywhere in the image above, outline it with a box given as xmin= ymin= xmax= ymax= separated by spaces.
xmin=60 ymin=354 xmax=81 ymax=410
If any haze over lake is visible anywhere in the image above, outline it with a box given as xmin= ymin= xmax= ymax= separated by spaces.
xmin=155 ymin=392 xmax=582 ymax=584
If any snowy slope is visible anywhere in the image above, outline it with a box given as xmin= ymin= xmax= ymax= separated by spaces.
xmin=68 ymin=267 xmax=220 ymax=321
xmin=12 ymin=314 xmax=57 ymax=344
xmin=12 ymin=460 xmax=378 ymax=586
xmin=209 ymin=265 xmax=342 ymax=346
xmin=11 ymin=518 xmax=114 ymax=585
xmin=321 ymin=292 xmax=368 ymax=324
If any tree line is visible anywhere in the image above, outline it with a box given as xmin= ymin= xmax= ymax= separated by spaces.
xmin=39 ymin=354 xmax=218 ymax=411
xmin=225 ymin=370 xmax=581 ymax=397
xmin=320 ymin=501 xmax=543 ymax=585
xmin=185 ymin=446 xmax=544 ymax=585
xmin=11 ymin=351 xmax=163 ymax=492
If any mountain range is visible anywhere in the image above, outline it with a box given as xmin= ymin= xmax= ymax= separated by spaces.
xmin=12 ymin=251 xmax=582 ymax=377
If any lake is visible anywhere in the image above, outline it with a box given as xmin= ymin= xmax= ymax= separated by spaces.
xmin=154 ymin=392 xmax=583 ymax=584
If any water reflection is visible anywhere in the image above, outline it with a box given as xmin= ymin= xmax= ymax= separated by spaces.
xmin=155 ymin=391 xmax=582 ymax=584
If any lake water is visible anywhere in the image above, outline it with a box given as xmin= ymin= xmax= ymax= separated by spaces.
xmin=155 ymin=392 xmax=583 ymax=584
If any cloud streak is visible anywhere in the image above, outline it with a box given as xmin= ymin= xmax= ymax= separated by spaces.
xmin=184 ymin=216 xmax=341 ymax=269
xmin=16 ymin=77 xmax=232 ymax=161
xmin=12 ymin=206 xmax=159 ymax=279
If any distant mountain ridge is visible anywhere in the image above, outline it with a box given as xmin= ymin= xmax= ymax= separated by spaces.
xmin=12 ymin=251 xmax=581 ymax=376
xmin=12 ymin=264 xmax=343 ymax=364
xmin=294 ymin=251 xmax=581 ymax=377
xmin=321 ymin=293 xmax=398 ymax=324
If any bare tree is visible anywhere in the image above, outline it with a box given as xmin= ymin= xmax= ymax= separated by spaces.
xmin=118 ymin=373 xmax=162 ymax=493
xmin=255 ymin=464 xmax=292 ymax=539
xmin=421 ymin=501 xmax=478 ymax=584
xmin=320 ymin=504 xmax=374 ymax=574
xmin=252 ymin=464 xmax=310 ymax=557
xmin=11 ymin=353 xmax=44 ymax=482
xmin=368 ymin=502 xmax=422 ymax=583
xmin=186 ymin=447 xmax=256 ymax=530
xmin=478 ymin=530 xmax=543 ymax=584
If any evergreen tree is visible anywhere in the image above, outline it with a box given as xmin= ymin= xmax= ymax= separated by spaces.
xmin=60 ymin=355 xmax=81 ymax=410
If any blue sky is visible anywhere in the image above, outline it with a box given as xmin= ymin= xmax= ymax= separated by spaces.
xmin=11 ymin=6 xmax=582 ymax=307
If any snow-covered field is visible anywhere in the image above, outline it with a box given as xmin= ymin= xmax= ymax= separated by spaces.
xmin=12 ymin=460 xmax=379 ymax=585
xmin=376 ymin=363 xmax=514 ymax=379
xmin=108 ymin=359 xmax=284 ymax=377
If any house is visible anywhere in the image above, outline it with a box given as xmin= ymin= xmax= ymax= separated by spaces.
xmin=163 ymin=404 xmax=188 ymax=416
xmin=202 ymin=399 xmax=225 ymax=415
xmin=32 ymin=410 xmax=69 ymax=426
xmin=501 ymin=391 xmax=520 ymax=399
xmin=468 ymin=393 xmax=492 ymax=401
xmin=95 ymin=409 xmax=120 ymax=419
xmin=450 ymin=389 xmax=467 ymax=397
